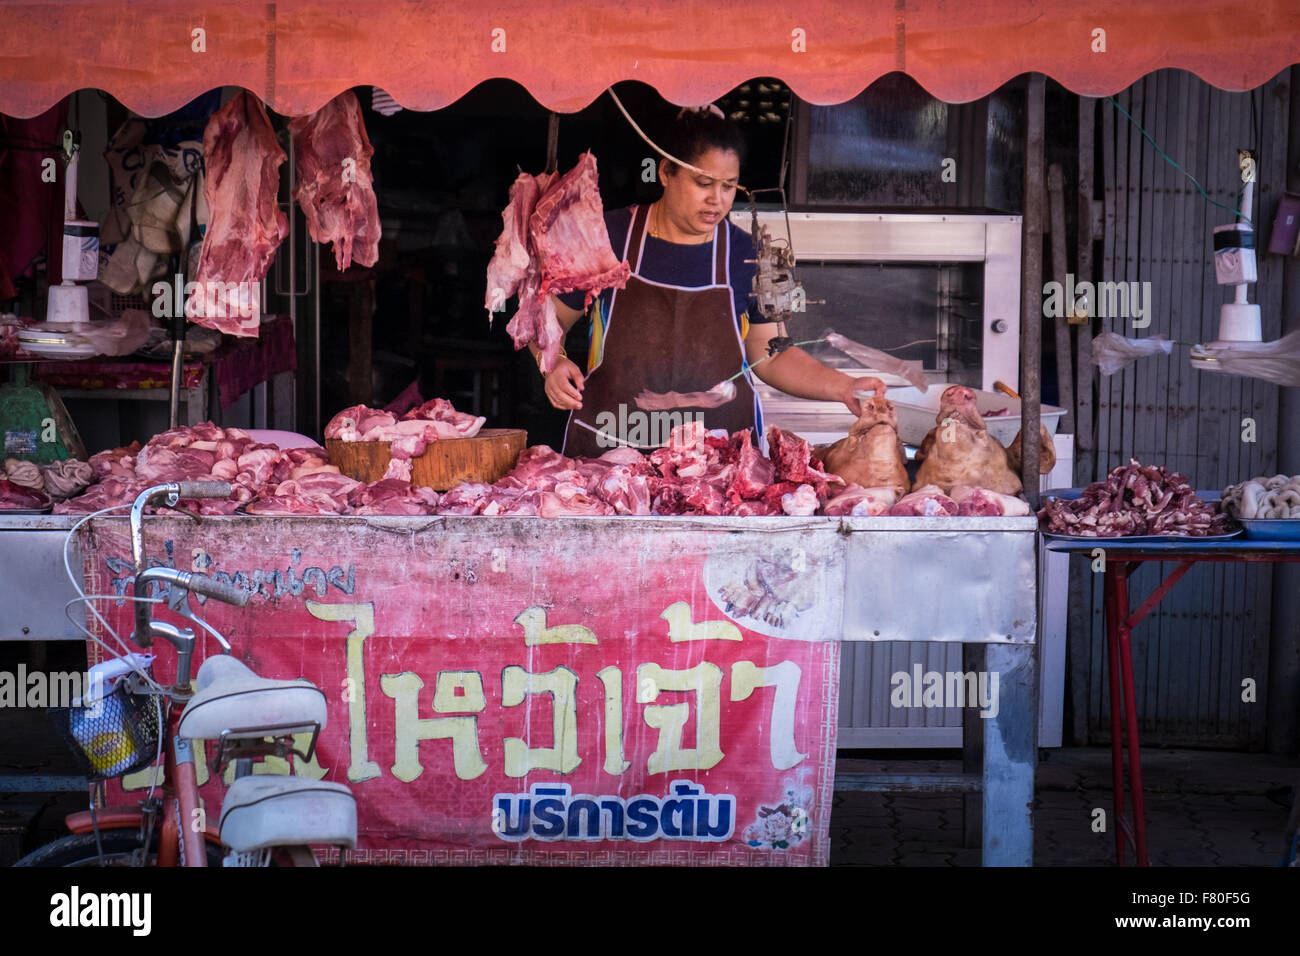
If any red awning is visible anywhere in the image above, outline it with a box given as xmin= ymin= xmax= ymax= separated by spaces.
xmin=2 ymin=0 xmax=1298 ymax=118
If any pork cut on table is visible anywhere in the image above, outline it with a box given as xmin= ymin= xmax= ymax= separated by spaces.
xmin=822 ymin=484 xmax=898 ymax=517
xmin=888 ymin=485 xmax=959 ymax=516
xmin=289 ymin=91 xmax=381 ymax=271
xmin=816 ymin=388 xmax=908 ymax=498
xmin=489 ymin=153 xmax=630 ymax=373
xmin=914 ymin=386 xmax=1033 ymax=496
xmin=949 ymin=484 xmax=1032 ymax=517
xmin=187 ymin=91 xmax=288 ymax=336
xmin=0 ymin=479 xmax=50 ymax=510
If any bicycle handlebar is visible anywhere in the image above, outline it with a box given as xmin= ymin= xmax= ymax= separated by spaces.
xmin=183 ymin=572 xmax=252 ymax=608
xmin=176 ymin=481 xmax=232 ymax=499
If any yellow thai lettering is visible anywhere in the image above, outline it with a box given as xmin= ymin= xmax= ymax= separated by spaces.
xmin=501 ymin=665 xmax=581 ymax=777
xmin=381 ymin=671 xmax=488 ymax=782
xmin=730 ymin=660 xmax=807 ymax=770
xmin=596 ymin=666 xmax=630 ymax=775
xmin=513 ymin=606 xmax=597 ymax=645
xmin=306 ymin=600 xmax=381 ymax=782
xmin=637 ymin=662 xmax=724 ymax=774
xmin=659 ymin=601 xmax=742 ymax=642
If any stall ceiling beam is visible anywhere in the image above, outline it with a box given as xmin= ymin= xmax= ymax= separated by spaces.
xmin=2 ymin=0 xmax=1297 ymax=118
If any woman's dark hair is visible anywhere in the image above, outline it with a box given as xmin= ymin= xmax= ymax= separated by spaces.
xmin=661 ymin=108 xmax=746 ymax=173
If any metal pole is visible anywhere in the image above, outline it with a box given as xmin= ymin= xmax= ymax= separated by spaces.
xmin=1020 ymin=75 xmax=1045 ymax=507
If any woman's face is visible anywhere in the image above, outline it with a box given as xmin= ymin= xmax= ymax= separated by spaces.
xmin=659 ymin=147 xmax=741 ymax=238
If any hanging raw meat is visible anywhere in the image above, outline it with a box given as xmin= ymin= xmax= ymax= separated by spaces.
xmin=485 ymin=171 xmax=547 ymax=315
xmin=486 ymin=152 xmax=629 ymax=373
xmin=289 ymin=91 xmax=381 ymax=272
xmin=188 ymin=92 xmax=288 ymax=336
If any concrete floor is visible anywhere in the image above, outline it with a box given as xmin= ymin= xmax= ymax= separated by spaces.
xmin=5 ymin=728 xmax=1298 ymax=866
xmin=830 ymin=748 xmax=1300 ymax=866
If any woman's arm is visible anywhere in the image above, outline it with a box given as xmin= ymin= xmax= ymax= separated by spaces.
xmin=744 ymin=321 xmax=879 ymax=417
xmin=533 ymin=297 xmax=588 ymax=410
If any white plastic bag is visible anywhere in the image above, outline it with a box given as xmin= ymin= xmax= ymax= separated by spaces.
xmin=1190 ymin=330 xmax=1300 ymax=387
xmin=825 ymin=332 xmax=928 ymax=391
xmin=1090 ymin=332 xmax=1174 ymax=375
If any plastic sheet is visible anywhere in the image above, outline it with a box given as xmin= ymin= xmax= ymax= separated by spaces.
xmin=1190 ymin=330 xmax=1300 ymax=387
xmin=634 ymin=381 xmax=736 ymax=410
xmin=77 ymin=309 xmax=153 ymax=358
xmin=825 ymin=332 xmax=928 ymax=391
xmin=1090 ymin=332 xmax=1174 ymax=375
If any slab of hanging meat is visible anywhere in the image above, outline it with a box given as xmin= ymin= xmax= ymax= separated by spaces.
xmin=485 ymin=172 xmax=546 ymax=316
xmin=491 ymin=153 xmax=629 ymax=373
xmin=187 ymin=91 xmax=288 ymax=337
xmin=815 ymin=386 xmax=909 ymax=497
xmin=289 ymin=91 xmax=381 ymax=272
xmin=531 ymin=152 xmax=630 ymax=302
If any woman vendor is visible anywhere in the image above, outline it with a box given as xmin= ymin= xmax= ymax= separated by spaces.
xmin=536 ymin=107 xmax=880 ymax=459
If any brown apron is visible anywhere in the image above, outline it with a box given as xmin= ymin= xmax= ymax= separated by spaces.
xmin=563 ymin=203 xmax=759 ymax=458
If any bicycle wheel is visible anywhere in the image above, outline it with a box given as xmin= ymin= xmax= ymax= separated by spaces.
xmin=13 ymin=829 xmax=225 ymax=867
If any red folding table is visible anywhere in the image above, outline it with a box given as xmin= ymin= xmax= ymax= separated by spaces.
xmin=1043 ymin=532 xmax=1300 ymax=866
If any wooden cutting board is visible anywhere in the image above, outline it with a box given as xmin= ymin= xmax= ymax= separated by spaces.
xmin=326 ymin=428 xmax=527 ymax=490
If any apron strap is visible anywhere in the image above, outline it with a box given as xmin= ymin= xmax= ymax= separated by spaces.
xmin=628 ymin=203 xmax=652 ymax=272
xmin=714 ymin=218 xmax=729 ymax=286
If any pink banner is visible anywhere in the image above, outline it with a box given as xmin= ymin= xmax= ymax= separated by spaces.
xmin=81 ymin=516 xmax=842 ymax=865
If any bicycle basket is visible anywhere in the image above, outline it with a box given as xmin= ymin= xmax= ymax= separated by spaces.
xmin=49 ymin=674 xmax=162 ymax=782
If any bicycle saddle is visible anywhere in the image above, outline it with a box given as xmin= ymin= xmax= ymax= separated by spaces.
xmin=220 ymin=775 xmax=357 ymax=852
xmin=179 ymin=655 xmax=328 ymax=740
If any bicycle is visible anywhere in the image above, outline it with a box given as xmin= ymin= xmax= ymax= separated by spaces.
xmin=15 ymin=481 xmax=357 ymax=867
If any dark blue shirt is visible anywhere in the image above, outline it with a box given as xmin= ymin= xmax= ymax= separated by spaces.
xmin=557 ymin=205 xmax=766 ymax=328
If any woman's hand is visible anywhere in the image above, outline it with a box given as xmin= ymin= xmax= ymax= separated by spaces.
xmin=838 ymin=376 xmax=887 ymax=418
xmin=544 ymin=357 xmax=585 ymax=410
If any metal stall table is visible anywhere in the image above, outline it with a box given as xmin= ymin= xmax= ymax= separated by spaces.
xmin=1043 ymin=533 xmax=1300 ymax=866
xmin=836 ymin=515 xmax=1039 ymax=866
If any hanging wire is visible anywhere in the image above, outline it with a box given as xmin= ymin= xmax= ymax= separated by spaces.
xmin=1107 ymin=96 xmax=1251 ymax=225
xmin=606 ymin=87 xmax=748 ymax=195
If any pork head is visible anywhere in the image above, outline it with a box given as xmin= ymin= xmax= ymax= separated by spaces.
xmin=937 ymin=385 xmax=985 ymax=431
xmin=819 ymin=395 xmax=908 ymax=497
xmin=914 ymin=386 xmax=1022 ymax=495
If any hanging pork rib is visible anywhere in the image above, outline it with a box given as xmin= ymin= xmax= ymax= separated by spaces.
xmin=187 ymin=91 xmax=288 ymax=336
xmin=486 ymin=152 xmax=629 ymax=373
xmin=289 ymin=90 xmax=381 ymax=271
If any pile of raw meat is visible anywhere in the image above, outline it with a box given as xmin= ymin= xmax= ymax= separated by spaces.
xmin=813 ymin=384 xmax=1043 ymax=517
xmin=484 ymin=152 xmax=630 ymax=373
xmin=324 ymin=399 xmax=487 ymax=481
xmin=49 ymin=420 xmax=852 ymax=519
xmin=1038 ymin=460 xmax=1234 ymax=537
xmin=440 ymin=423 xmax=841 ymax=518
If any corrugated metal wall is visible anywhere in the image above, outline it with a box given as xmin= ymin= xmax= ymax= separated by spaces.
xmin=1083 ymin=70 xmax=1290 ymax=748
